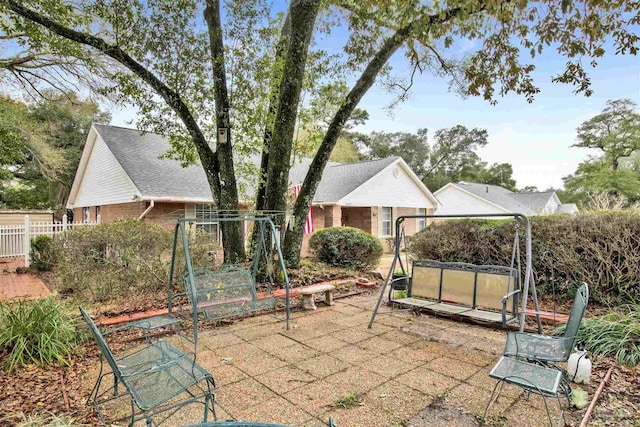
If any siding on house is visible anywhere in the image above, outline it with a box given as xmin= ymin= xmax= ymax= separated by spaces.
xmin=339 ymin=163 xmax=436 ymax=209
xmin=73 ymin=135 xmax=139 ymax=208
xmin=435 ymin=185 xmax=508 ymax=216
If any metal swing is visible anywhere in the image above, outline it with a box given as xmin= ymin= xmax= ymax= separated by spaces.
xmin=368 ymin=213 xmax=543 ymax=332
xmin=167 ymin=216 xmax=291 ymax=347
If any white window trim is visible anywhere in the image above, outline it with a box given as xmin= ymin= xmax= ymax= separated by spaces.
xmin=381 ymin=206 xmax=392 ymax=237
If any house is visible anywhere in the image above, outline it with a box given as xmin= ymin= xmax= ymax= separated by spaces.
xmin=433 ymin=181 xmax=578 ymax=217
xmin=67 ymin=124 xmax=440 ymax=249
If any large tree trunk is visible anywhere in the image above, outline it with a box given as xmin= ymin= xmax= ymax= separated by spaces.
xmin=204 ymin=0 xmax=245 ymax=262
xmin=282 ymin=27 xmax=412 ymax=266
xmin=263 ymin=0 xmax=321 ymax=229
xmin=254 ymin=12 xmax=292 ymax=215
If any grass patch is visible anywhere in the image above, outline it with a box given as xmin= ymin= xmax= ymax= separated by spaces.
xmin=13 ymin=412 xmax=87 ymax=427
xmin=556 ymin=305 xmax=640 ymax=366
xmin=335 ymin=391 xmax=364 ymax=409
xmin=0 ymin=297 xmax=77 ymax=373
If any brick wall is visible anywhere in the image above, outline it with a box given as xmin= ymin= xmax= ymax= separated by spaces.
xmin=73 ymin=201 xmax=186 ymax=228
xmin=324 ymin=205 xmax=342 ymax=227
xmin=341 ymin=207 xmax=373 ymax=233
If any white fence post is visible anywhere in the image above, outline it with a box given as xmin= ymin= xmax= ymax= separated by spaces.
xmin=62 ymin=214 xmax=68 ymax=231
xmin=97 ymin=214 xmax=102 ymax=224
xmin=24 ymin=215 xmax=31 ymax=268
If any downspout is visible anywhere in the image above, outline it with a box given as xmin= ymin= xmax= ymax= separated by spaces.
xmin=138 ymin=200 xmax=155 ymax=220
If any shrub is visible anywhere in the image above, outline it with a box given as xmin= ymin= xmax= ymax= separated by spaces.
xmin=309 ymin=227 xmax=383 ymax=270
xmin=555 ymin=305 xmax=640 ymax=366
xmin=53 ymin=221 xmax=172 ymax=301
xmin=53 ymin=220 xmax=220 ymax=302
xmin=0 ymin=298 xmax=76 ymax=373
xmin=410 ymin=212 xmax=640 ymax=305
xmin=30 ymin=235 xmax=54 ymax=271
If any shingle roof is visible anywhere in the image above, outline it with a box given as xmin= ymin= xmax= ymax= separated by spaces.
xmin=454 ymin=182 xmax=538 ymax=215
xmin=288 ymin=156 xmax=400 ymax=203
xmin=509 ymin=191 xmax=556 ymax=214
xmin=555 ymin=203 xmax=578 ymax=214
xmin=93 ymin=124 xmax=401 ymax=204
xmin=94 ymin=124 xmax=213 ymax=200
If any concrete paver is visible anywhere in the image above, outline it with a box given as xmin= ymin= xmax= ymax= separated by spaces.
xmin=0 ymin=258 xmax=50 ymax=300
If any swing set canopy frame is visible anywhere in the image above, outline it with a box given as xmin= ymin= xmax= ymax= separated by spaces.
xmin=368 ymin=213 xmax=542 ymax=333
xmin=167 ymin=216 xmax=291 ymax=347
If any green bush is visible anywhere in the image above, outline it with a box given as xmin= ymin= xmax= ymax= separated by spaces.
xmin=0 ymin=297 xmax=76 ymax=373
xmin=555 ymin=305 xmax=640 ymax=366
xmin=410 ymin=212 xmax=640 ymax=305
xmin=30 ymin=235 xmax=54 ymax=271
xmin=53 ymin=220 xmax=220 ymax=302
xmin=309 ymin=226 xmax=383 ymax=270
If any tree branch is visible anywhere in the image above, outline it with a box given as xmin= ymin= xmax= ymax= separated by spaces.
xmin=283 ymin=2 xmax=484 ymax=265
xmin=6 ymin=0 xmax=218 ymax=190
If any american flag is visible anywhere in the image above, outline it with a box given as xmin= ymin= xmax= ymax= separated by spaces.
xmin=293 ymin=183 xmax=314 ymax=234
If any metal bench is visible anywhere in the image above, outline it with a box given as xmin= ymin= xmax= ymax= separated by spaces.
xmin=391 ymin=259 xmax=520 ymax=327
xmin=80 ymin=306 xmax=216 ymax=426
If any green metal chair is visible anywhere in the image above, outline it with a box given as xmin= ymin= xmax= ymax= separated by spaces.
xmin=503 ymin=283 xmax=589 ymax=362
xmin=80 ymin=306 xmax=216 ymax=426
xmin=484 ymin=283 xmax=589 ymax=426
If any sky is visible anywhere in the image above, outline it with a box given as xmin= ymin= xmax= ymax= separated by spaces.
xmin=107 ymin=9 xmax=640 ymax=192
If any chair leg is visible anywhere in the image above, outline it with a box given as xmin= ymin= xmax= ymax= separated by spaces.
xmin=483 ymin=380 xmax=506 ymax=423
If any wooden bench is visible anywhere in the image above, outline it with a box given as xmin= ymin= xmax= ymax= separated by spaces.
xmin=300 ymin=284 xmax=336 ymax=310
xmin=391 ymin=260 xmax=520 ymax=327
xmin=80 ymin=306 xmax=216 ymax=426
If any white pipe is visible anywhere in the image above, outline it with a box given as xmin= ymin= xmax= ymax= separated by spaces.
xmin=138 ymin=200 xmax=155 ymax=220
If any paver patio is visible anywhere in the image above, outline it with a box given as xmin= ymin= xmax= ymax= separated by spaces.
xmin=0 ymin=258 xmax=50 ymax=301
xmin=90 ymin=289 xmax=576 ymax=426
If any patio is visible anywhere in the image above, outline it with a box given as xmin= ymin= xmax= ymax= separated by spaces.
xmin=90 ymin=290 xmax=574 ymax=426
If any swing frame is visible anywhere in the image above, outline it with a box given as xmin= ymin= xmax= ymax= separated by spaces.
xmin=167 ymin=216 xmax=291 ymax=348
xmin=368 ymin=213 xmax=542 ymax=333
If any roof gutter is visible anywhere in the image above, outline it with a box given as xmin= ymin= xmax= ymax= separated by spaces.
xmin=140 ymin=196 xmax=215 ymax=204
xmin=138 ymin=200 xmax=155 ymax=220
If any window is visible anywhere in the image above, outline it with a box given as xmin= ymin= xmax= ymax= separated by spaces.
xmin=95 ymin=206 xmax=101 ymax=222
xmin=417 ymin=208 xmax=426 ymax=231
xmin=82 ymin=207 xmax=90 ymax=223
xmin=381 ymin=207 xmax=392 ymax=236
xmin=195 ymin=203 xmax=219 ymax=239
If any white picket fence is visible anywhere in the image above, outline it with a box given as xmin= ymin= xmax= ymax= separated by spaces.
xmin=0 ymin=214 xmax=100 ymax=266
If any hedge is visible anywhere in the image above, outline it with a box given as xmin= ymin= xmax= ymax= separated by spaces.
xmin=409 ymin=212 xmax=640 ymax=305
xmin=52 ymin=221 xmax=218 ymax=302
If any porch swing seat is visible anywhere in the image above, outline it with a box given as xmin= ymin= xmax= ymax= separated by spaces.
xmin=186 ymin=267 xmax=278 ymax=321
xmin=391 ymin=260 xmax=520 ymax=327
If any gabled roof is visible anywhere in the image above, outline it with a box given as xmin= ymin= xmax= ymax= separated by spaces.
xmin=435 ymin=181 xmax=578 ymax=216
xmin=451 ymin=182 xmax=538 ymax=215
xmin=93 ymin=124 xmax=213 ymax=201
xmin=69 ymin=124 xmax=438 ymax=207
xmin=289 ymin=156 xmax=399 ymax=203
xmin=509 ymin=191 xmax=556 ymax=214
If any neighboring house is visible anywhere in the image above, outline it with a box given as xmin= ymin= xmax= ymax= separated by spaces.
xmin=67 ymin=124 xmax=440 ymax=249
xmin=434 ymin=181 xmax=578 ymax=217
xmin=0 ymin=210 xmax=54 ymax=226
